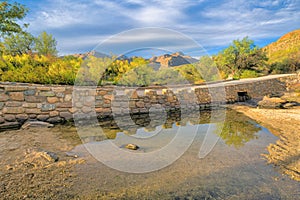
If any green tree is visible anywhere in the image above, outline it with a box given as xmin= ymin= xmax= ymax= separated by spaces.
xmin=175 ymin=64 xmax=203 ymax=84
xmin=118 ymin=64 xmax=155 ymax=86
xmin=2 ymin=32 xmax=35 ymax=55
xmin=195 ymin=56 xmax=221 ymax=81
xmin=76 ymin=56 xmax=114 ymax=86
xmin=0 ymin=1 xmax=28 ymax=37
xmin=215 ymin=37 xmax=267 ymax=78
xmin=155 ymin=68 xmax=186 ymax=85
xmin=34 ymin=31 xmax=58 ymax=56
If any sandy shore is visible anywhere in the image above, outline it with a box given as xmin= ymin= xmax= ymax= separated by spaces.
xmin=230 ymin=101 xmax=300 ymax=181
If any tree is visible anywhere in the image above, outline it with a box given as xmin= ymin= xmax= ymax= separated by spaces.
xmin=155 ymin=68 xmax=186 ymax=85
xmin=2 ymin=32 xmax=35 ymax=55
xmin=34 ymin=31 xmax=58 ymax=56
xmin=195 ymin=56 xmax=221 ymax=81
xmin=215 ymin=37 xmax=268 ymax=78
xmin=0 ymin=1 xmax=28 ymax=37
xmin=118 ymin=64 xmax=155 ymax=86
xmin=175 ymin=64 xmax=203 ymax=84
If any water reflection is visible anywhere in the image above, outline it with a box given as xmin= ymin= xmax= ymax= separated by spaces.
xmin=69 ymin=109 xmax=300 ymax=199
xmin=215 ymin=112 xmax=261 ymax=148
xmin=82 ymin=109 xmax=261 ymax=149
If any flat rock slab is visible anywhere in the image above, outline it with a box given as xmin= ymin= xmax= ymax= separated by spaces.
xmin=21 ymin=121 xmax=54 ymax=129
xmin=258 ymin=96 xmax=287 ymax=109
xmin=0 ymin=122 xmax=21 ymax=131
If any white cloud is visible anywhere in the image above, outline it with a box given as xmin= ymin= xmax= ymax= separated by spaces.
xmin=23 ymin=0 xmax=300 ymax=54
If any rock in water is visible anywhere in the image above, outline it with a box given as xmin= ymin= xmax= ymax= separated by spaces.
xmin=125 ymin=144 xmax=139 ymax=150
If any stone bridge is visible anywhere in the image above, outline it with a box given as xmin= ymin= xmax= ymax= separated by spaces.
xmin=0 ymin=74 xmax=297 ymax=130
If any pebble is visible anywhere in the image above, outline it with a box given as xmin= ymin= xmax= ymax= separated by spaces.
xmin=125 ymin=143 xmax=139 ymax=150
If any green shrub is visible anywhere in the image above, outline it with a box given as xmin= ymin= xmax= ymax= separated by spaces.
xmin=240 ymin=70 xmax=259 ymax=79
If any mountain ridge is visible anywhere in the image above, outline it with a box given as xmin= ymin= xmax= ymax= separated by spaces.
xmin=263 ymin=29 xmax=300 ymax=63
xmin=72 ymin=29 xmax=300 ymax=66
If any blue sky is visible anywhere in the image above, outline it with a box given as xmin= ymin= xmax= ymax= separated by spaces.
xmin=15 ymin=0 xmax=300 ymax=56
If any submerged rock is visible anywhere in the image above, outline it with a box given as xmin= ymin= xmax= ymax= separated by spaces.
xmin=125 ymin=143 xmax=139 ymax=150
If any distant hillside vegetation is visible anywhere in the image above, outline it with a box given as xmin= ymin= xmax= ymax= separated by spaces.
xmin=264 ymin=29 xmax=300 ymax=64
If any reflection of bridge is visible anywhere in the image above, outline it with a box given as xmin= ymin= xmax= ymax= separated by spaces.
xmin=0 ymin=74 xmax=297 ymax=130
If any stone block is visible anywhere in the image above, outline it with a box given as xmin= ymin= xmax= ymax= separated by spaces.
xmin=29 ymin=114 xmax=37 ymax=119
xmin=47 ymin=116 xmax=63 ymax=124
xmin=39 ymin=91 xmax=55 ymax=97
xmin=47 ymin=97 xmax=59 ymax=103
xmin=104 ymin=95 xmax=114 ymax=100
xmin=98 ymin=90 xmax=107 ymax=95
xmin=0 ymin=94 xmax=9 ymax=102
xmin=5 ymin=86 xmax=28 ymax=92
xmin=104 ymin=99 xmax=111 ymax=104
xmin=23 ymin=103 xmax=37 ymax=108
xmin=52 ymin=87 xmax=66 ymax=93
xmin=16 ymin=114 xmax=28 ymax=123
xmin=95 ymin=95 xmax=103 ymax=100
xmin=60 ymin=112 xmax=73 ymax=120
xmin=4 ymin=114 xmax=16 ymax=122
xmin=25 ymin=96 xmax=46 ymax=103
xmin=37 ymin=86 xmax=51 ymax=91
xmin=56 ymin=108 xmax=69 ymax=112
xmin=0 ymin=116 xmax=5 ymax=124
xmin=49 ymin=111 xmax=59 ymax=117
xmin=37 ymin=114 xmax=49 ymax=121
xmin=6 ymin=101 xmax=22 ymax=107
xmin=0 ymin=122 xmax=20 ymax=130
xmin=103 ymin=103 xmax=111 ymax=108
xmin=9 ymin=92 xmax=24 ymax=101
xmin=56 ymin=92 xmax=65 ymax=98
xmin=41 ymin=104 xmax=56 ymax=111
xmin=26 ymin=108 xmax=41 ymax=114
xmin=82 ymin=106 xmax=92 ymax=113
xmin=3 ymin=107 xmax=24 ymax=114
xmin=57 ymin=102 xmax=72 ymax=108
xmin=136 ymin=101 xmax=144 ymax=108
xmin=23 ymin=90 xmax=36 ymax=96
xmin=0 ymin=102 xmax=5 ymax=109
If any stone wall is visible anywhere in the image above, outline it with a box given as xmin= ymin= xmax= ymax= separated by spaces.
xmin=0 ymin=74 xmax=296 ymax=130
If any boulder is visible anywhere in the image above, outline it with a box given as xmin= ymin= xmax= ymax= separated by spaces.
xmin=258 ymin=96 xmax=287 ymax=109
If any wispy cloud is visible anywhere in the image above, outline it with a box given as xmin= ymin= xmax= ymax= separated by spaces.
xmin=21 ymin=0 xmax=300 ymax=55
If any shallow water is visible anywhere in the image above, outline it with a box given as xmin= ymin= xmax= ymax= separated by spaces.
xmin=67 ymin=109 xmax=300 ymax=199
xmin=1 ymin=109 xmax=299 ymax=199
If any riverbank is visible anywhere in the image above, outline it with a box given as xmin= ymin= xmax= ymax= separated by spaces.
xmin=230 ymin=93 xmax=300 ymax=181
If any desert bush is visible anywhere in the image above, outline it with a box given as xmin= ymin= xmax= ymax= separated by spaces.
xmin=240 ymin=70 xmax=259 ymax=78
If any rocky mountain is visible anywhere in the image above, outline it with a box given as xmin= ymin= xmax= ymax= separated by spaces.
xmin=149 ymin=52 xmax=198 ymax=67
xmin=72 ymin=51 xmax=198 ymax=68
xmin=263 ymin=29 xmax=300 ymax=63
xmin=73 ymin=51 xmax=109 ymax=59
